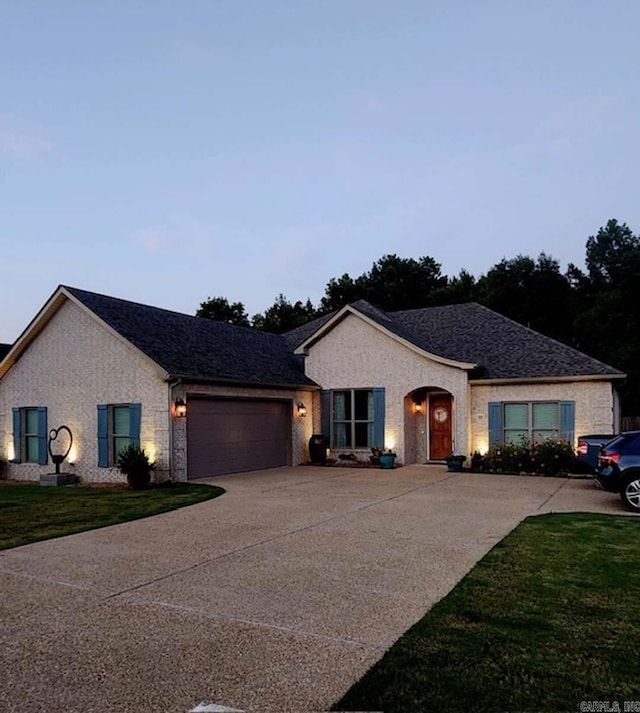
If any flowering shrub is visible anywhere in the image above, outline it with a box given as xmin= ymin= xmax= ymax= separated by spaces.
xmin=486 ymin=435 xmax=575 ymax=476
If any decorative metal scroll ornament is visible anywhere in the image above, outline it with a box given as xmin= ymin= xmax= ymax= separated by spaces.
xmin=48 ymin=426 xmax=73 ymax=475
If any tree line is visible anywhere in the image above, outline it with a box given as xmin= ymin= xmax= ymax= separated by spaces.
xmin=196 ymin=219 xmax=640 ymax=414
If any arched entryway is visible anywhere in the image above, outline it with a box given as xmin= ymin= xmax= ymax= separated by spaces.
xmin=404 ymin=387 xmax=455 ymax=464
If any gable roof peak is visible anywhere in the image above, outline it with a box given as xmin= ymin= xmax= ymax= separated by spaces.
xmin=1 ymin=284 xmax=316 ymax=388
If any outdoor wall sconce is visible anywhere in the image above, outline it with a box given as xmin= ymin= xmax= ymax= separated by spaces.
xmin=174 ymin=398 xmax=187 ymax=418
xmin=297 ymin=402 xmax=307 ymax=418
xmin=413 ymin=401 xmax=423 ymax=415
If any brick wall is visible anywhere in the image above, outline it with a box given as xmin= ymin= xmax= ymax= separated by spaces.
xmin=303 ymin=313 xmax=470 ymax=462
xmin=0 ymin=299 xmax=170 ymax=483
xmin=469 ymin=380 xmax=618 ymax=453
xmin=170 ymin=382 xmax=316 ymax=481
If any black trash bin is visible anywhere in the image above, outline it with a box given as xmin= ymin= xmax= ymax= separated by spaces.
xmin=309 ymin=434 xmax=327 ymax=464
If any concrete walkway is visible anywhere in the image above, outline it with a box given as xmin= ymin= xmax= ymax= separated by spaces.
xmin=0 ymin=466 xmax=630 ymax=713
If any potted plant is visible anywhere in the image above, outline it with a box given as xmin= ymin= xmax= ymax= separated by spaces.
xmin=379 ymin=448 xmax=397 ymax=469
xmin=445 ymin=451 xmax=466 ymax=472
xmin=369 ymin=447 xmax=383 ymax=465
xmin=116 ymin=444 xmax=155 ymax=490
xmin=470 ymin=450 xmax=484 ymax=472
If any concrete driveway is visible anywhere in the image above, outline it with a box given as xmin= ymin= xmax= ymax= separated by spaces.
xmin=0 ymin=466 xmax=630 ymax=713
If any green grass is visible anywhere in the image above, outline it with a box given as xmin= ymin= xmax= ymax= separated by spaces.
xmin=0 ymin=482 xmax=224 ymax=550
xmin=334 ymin=513 xmax=640 ymax=713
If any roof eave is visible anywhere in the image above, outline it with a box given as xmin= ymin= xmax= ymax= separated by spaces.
xmin=0 ymin=286 xmax=67 ymax=381
xmin=469 ymin=373 xmax=626 ymax=386
xmin=62 ymin=288 xmax=170 ymax=380
xmin=166 ymin=374 xmax=320 ymax=390
xmin=0 ymin=286 xmax=171 ymax=382
xmin=294 ymin=304 xmax=478 ymax=371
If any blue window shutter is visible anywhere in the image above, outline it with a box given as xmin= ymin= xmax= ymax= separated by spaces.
xmin=12 ymin=407 xmax=22 ymax=463
xmin=320 ymin=390 xmax=331 ymax=441
xmin=560 ymin=401 xmax=575 ymax=444
xmin=129 ymin=403 xmax=141 ymax=446
xmin=373 ymin=388 xmax=385 ymax=448
xmin=97 ymin=405 xmax=108 ymax=467
xmin=37 ymin=407 xmax=48 ymax=465
xmin=488 ymin=402 xmax=502 ymax=447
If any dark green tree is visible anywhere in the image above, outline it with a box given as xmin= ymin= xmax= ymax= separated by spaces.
xmin=575 ymin=219 xmax=640 ymax=413
xmin=586 ymin=219 xmax=640 ymax=286
xmin=252 ymin=294 xmax=317 ymax=333
xmin=475 ymin=253 xmax=574 ymax=342
xmin=320 ymin=254 xmax=447 ymax=312
xmin=196 ymin=296 xmax=250 ymax=326
xmin=320 ymin=273 xmax=368 ymax=312
xmin=365 ymin=254 xmax=447 ymax=310
xmin=433 ymin=269 xmax=477 ymax=305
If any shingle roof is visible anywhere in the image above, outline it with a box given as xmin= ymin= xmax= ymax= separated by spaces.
xmin=64 ymin=286 xmax=621 ymax=385
xmin=391 ymin=303 xmax=622 ymax=379
xmin=282 ymin=311 xmax=335 ymax=349
xmin=286 ymin=300 xmax=622 ymax=380
xmin=65 ymin=286 xmax=316 ymax=387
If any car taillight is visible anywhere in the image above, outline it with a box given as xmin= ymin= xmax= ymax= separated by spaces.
xmin=600 ymin=452 xmax=621 ymax=465
xmin=577 ymin=441 xmax=588 ymax=456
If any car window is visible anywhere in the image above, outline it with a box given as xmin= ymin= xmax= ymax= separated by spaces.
xmin=605 ymin=434 xmax=633 ymax=451
xmin=604 ymin=433 xmax=640 ymax=453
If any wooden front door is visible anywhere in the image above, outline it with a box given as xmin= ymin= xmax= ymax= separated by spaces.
xmin=429 ymin=394 xmax=452 ymax=460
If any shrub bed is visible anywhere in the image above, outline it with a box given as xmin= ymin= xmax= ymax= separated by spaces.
xmin=475 ymin=436 xmax=576 ymax=476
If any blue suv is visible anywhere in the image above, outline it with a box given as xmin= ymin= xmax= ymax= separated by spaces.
xmin=595 ymin=431 xmax=640 ymax=513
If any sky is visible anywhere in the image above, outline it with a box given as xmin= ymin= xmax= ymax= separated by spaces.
xmin=1 ymin=0 xmax=640 ymax=342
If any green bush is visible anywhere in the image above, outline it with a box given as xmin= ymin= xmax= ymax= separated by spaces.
xmin=116 ymin=444 xmax=155 ymax=490
xmin=486 ymin=435 xmax=575 ymax=476
xmin=0 ymin=456 xmax=6 ymax=479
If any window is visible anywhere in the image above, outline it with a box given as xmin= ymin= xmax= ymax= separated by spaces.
xmin=504 ymin=402 xmax=559 ymax=443
xmin=97 ymin=403 xmax=141 ymax=467
xmin=24 ymin=408 xmax=40 ymax=462
xmin=333 ymin=390 xmax=375 ymax=448
xmin=489 ymin=400 xmax=574 ymax=446
xmin=321 ymin=388 xmax=385 ymax=449
xmin=11 ymin=406 xmax=48 ymax=464
xmin=112 ymin=405 xmax=132 ymax=457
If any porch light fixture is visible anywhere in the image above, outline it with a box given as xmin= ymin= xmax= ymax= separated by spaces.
xmin=413 ymin=402 xmax=423 ymax=415
xmin=174 ymin=398 xmax=187 ymax=418
xmin=297 ymin=402 xmax=307 ymax=418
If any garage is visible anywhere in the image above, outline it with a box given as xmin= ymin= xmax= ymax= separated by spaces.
xmin=186 ymin=397 xmax=292 ymax=479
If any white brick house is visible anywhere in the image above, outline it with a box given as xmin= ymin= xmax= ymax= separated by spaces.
xmin=290 ymin=301 xmax=624 ymax=464
xmin=0 ymin=286 xmax=317 ymax=483
xmin=0 ymin=286 xmax=624 ymax=483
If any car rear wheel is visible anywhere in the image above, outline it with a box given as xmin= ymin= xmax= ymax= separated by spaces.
xmin=620 ymin=474 xmax=640 ymax=513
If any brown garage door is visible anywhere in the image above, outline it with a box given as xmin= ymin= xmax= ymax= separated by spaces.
xmin=187 ymin=398 xmax=291 ymax=479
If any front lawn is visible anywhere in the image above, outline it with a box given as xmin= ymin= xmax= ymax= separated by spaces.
xmin=0 ymin=482 xmax=224 ymax=550
xmin=334 ymin=513 xmax=640 ymax=713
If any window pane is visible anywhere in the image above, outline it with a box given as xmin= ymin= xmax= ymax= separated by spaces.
xmin=114 ymin=437 xmax=131 ymax=458
xmin=113 ymin=406 xmax=130 ymax=436
xmin=534 ymin=430 xmax=556 ymax=442
xmin=333 ymin=392 xmax=350 ymax=421
xmin=505 ymin=430 xmax=528 ymax=444
xmin=334 ymin=423 xmax=350 ymax=448
xmin=368 ymin=421 xmax=375 ymax=447
xmin=25 ymin=408 xmax=38 ymax=435
xmin=355 ymin=422 xmax=371 ymax=448
xmin=26 ymin=435 xmax=39 ymax=462
xmin=504 ymin=404 xmax=528 ymax=430
xmin=533 ymin=403 xmax=559 ymax=431
xmin=354 ymin=390 xmax=372 ymax=421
